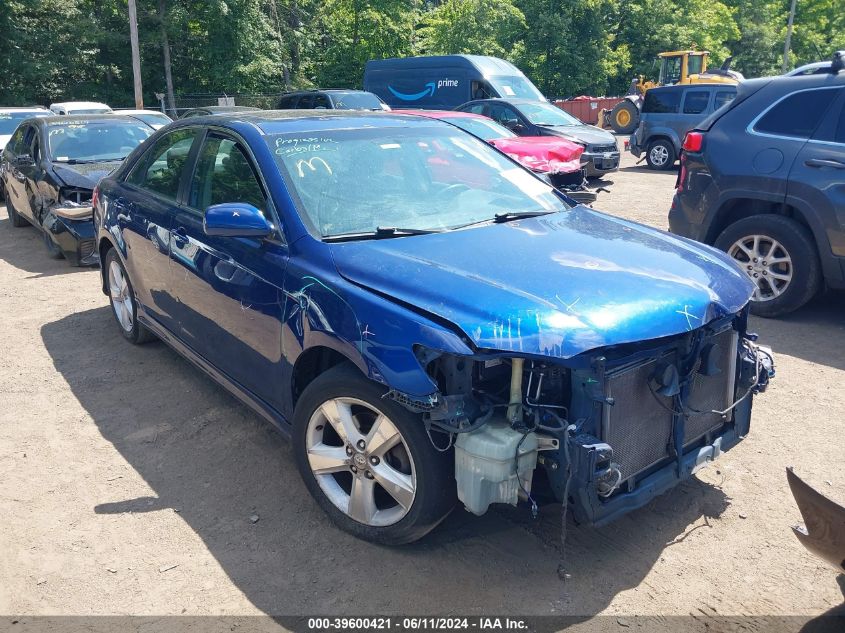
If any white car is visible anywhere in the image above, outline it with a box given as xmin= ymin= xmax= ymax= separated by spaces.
xmin=117 ymin=109 xmax=172 ymax=130
xmin=49 ymin=101 xmax=113 ymax=115
xmin=0 ymin=106 xmax=50 ymax=149
xmin=785 ymin=61 xmax=831 ymax=76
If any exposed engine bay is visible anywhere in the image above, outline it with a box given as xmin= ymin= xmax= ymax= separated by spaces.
xmin=391 ymin=311 xmax=774 ymax=525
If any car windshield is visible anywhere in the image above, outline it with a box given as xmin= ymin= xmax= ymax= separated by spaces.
xmin=519 ymin=102 xmax=582 ymax=127
xmin=488 ymin=75 xmax=545 ymax=100
xmin=331 ymin=93 xmax=383 ymax=110
xmin=48 ymin=121 xmax=153 ymax=162
xmin=445 ymin=117 xmax=515 ymax=141
xmin=0 ymin=112 xmax=46 ymax=134
xmin=267 ymin=126 xmax=568 ymax=239
xmin=131 ymin=112 xmax=171 ymax=126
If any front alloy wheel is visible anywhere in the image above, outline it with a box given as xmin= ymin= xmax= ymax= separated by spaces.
xmin=293 ymin=364 xmax=455 ymax=544
xmin=306 ymin=397 xmax=416 ymax=527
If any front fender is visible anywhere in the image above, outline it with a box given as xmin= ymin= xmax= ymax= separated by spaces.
xmin=283 ymin=265 xmax=473 ymax=398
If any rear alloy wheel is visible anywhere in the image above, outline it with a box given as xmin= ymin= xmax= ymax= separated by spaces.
xmin=293 ymin=364 xmax=455 ymax=544
xmin=646 ymin=139 xmax=676 ymax=170
xmin=714 ymin=214 xmax=821 ymax=317
xmin=104 ymin=248 xmax=155 ymax=344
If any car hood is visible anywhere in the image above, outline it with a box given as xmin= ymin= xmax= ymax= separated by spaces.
xmin=330 ymin=207 xmax=755 ymax=359
xmin=539 ymin=124 xmax=616 ymax=148
xmin=51 ymin=161 xmax=120 ymax=189
xmin=489 ymin=136 xmax=584 ymax=174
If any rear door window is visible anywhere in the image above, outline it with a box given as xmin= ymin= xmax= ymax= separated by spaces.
xmin=714 ymin=91 xmax=736 ymax=110
xmin=297 ymin=95 xmax=316 ymax=109
xmin=278 ymin=95 xmax=298 ymax=108
xmin=683 ymin=90 xmax=710 ymax=114
xmin=754 ymin=88 xmax=839 ymax=139
xmin=127 ymin=129 xmax=198 ymax=201
xmin=643 ymin=90 xmax=681 ymax=113
xmin=313 ymin=94 xmax=331 ymax=109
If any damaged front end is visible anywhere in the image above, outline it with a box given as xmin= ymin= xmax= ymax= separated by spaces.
xmin=391 ymin=310 xmax=774 ymax=525
xmin=43 ymin=191 xmax=97 ymax=266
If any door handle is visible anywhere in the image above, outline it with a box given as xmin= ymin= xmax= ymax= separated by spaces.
xmin=172 ymin=226 xmax=188 ymax=248
xmin=805 ymin=158 xmax=845 ymax=169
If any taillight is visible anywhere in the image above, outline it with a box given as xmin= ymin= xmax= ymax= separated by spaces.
xmin=677 ymin=154 xmax=688 ymax=192
xmin=91 ymin=185 xmax=99 ymax=210
xmin=682 ymin=131 xmax=704 ymax=153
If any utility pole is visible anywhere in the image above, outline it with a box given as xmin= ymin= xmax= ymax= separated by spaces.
xmin=782 ymin=0 xmax=797 ymax=73
xmin=128 ymin=0 xmax=144 ymax=108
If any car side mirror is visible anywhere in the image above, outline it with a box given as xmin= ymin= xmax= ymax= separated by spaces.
xmin=203 ymin=203 xmax=273 ymax=238
xmin=15 ymin=154 xmax=34 ymax=167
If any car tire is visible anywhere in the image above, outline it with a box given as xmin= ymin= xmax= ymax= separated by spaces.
xmin=610 ymin=100 xmax=639 ymax=134
xmin=646 ymin=139 xmax=676 ymax=170
xmin=292 ymin=363 xmax=456 ymax=544
xmin=714 ymin=214 xmax=821 ymax=317
xmin=4 ymin=189 xmax=28 ymax=228
xmin=104 ymin=248 xmax=156 ymax=344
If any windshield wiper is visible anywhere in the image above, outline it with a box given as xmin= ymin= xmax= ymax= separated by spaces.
xmin=323 ymin=226 xmax=444 ymax=242
xmin=54 ymin=158 xmax=123 ymax=164
xmin=493 ymin=210 xmax=554 ymax=223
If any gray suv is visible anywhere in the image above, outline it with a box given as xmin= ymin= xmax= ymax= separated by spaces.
xmin=630 ymin=84 xmax=736 ymax=170
xmin=670 ymin=53 xmax=844 ymax=316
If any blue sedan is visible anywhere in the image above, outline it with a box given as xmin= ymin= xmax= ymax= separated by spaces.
xmin=93 ymin=111 xmax=773 ymax=544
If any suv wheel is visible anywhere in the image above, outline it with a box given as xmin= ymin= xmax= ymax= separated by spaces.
xmin=292 ymin=364 xmax=455 ymax=544
xmin=714 ymin=214 xmax=821 ymax=317
xmin=646 ymin=139 xmax=676 ymax=170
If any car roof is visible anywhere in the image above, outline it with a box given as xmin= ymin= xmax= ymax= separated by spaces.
xmin=399 ymin=109 xmax=489 ymax=120
xmin=0 ymin=106 xmax=49 ymax=112
xmin=49 ymin=101 xmax=111 ymax=109
xmin=171 ymin=109 xmax=449 ymax=134
xmin=34 ymin=114 xmax=152 ymax=126
xmin=118 ymin=109 xmax=170 ymax=116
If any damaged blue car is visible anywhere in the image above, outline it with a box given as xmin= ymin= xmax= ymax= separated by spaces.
xmin=93 ymin=111 xmax=774 ymax=544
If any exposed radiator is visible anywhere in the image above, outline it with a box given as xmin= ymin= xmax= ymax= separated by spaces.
xmin=603 ymin=329 xmax=738 ymax=482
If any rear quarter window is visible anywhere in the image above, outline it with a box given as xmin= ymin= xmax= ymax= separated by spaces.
xmin=753 ymin=88 xmax=839 ymax=139
xmin=643 ymin=90 xmax=680 ymax=114
xmin=714 ymin=91 xmax=736 ymax=109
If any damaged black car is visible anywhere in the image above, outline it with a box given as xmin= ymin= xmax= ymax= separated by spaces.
xmin=1 ymin=114 xmax=153 ymax=265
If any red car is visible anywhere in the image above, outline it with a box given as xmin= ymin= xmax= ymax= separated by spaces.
xmin=400 ymin=109 xmax=586 ymax=189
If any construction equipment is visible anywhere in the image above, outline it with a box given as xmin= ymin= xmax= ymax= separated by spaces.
xmin=610 ymin=51 xmax=743 ymax=134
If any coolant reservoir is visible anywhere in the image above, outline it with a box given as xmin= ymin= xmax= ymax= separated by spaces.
xmin=454 ymin=418 xmax=539 ymax=515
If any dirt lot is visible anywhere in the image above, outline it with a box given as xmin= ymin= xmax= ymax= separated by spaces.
xmin=1 ymin=144 xmax=843 ymax=623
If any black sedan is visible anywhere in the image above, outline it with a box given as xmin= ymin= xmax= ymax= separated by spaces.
xmin=179 ymin=105 xmax=262 ymax=119
xmin=455 ymin=98 xmax=620 ymax=177
xmin=1 ymin=115 xmax=153 ymax=265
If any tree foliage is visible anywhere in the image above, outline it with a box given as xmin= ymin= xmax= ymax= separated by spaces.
xmin=0 ymin=0 xmax=841 ymax=106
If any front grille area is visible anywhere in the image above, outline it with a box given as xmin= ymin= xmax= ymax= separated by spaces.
xmin=603 ymin=329 xmax=738 ymax=482
xmin=589 ymin=144 xmax=618 ymax=154
xmin=604 ymin=356 xmax=675 ymax=481
xmin=683 ymin=329 xmax=738 ymax=444
xmin=77 ymin=239 xmax=96 ymax=258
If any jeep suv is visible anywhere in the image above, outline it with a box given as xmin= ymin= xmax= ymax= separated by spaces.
xmin=630 ymin=84 xmax=736 ymax=170
xmin=670 ymin=53 xmax=845 ymax=316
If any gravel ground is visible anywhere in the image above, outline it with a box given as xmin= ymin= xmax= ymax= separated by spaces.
xmin=1 ymin=143 xmax=843 ymax=623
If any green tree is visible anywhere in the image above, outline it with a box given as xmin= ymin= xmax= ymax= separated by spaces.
xmin=418 ymin=0 xmax=526 ymax=59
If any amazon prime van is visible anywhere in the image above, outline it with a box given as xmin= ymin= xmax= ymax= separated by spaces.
xmin=363 ymin=55 xmax=546 ymax=110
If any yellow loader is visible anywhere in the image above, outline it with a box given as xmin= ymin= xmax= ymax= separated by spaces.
xmin=610 ymin=50 xmax=743 ymax=134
